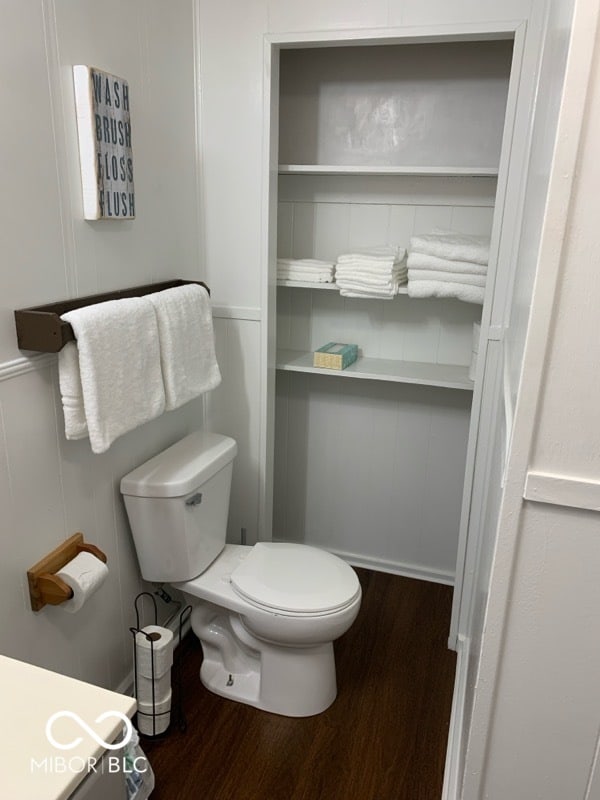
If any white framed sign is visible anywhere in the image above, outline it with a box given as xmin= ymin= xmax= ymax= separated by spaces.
xmin=73 ymin=66 xmax=135 ymax=220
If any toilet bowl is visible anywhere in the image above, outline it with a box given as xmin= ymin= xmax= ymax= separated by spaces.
xmin=120 ymin=432 xmax=361 ymax=717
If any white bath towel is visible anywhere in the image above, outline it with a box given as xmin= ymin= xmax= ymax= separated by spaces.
xmin=146 ymin=284 xmax=221 ymax=411
xmin=60 ymin=298 xmax=165 ymax=454
xmin=335 ymin=267 xmax=407 ymax=284
xmin=407 ymin=280 xmax=485 ymax=305
xmin=408 ymin=269 xmax=486 ymax=287
xmin=409 ymin=232 xmax=490 ymax=265
xmin=407 ymin=252 xmax=488 ymax=275
xmin=337 ymin=246 xmax=405 ymax=263
xmin=277 ymin=258 xmax=335 ymax=270
xmin=58 ymin=341 xmax=88 ymax=440
xmin=277 ymin=270 xmax=334 ymax=283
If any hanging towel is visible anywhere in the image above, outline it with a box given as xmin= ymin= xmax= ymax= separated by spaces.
xmin=60 ymin=298 xmax=165 ymax=454
xmin=407 ymin=252 xmax=488 ymax=275
xmin=409 ymin=232 xmax=490 ymax=265
xmin=146 ymin=284 xmax=221 ymax=411
xmin=407 ymin=280 xmax=485 ymax=305
xmin=58 ymin=341 xmax=88 ymax=440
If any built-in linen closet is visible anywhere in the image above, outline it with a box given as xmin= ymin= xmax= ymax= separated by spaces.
xmin=272 ymin=40 xmax=513 ymax=587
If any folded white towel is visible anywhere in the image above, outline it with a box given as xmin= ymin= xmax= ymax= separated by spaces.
xmin=337 ymin=246 xmax=405 ymax=262
xmin=277 ymin=258 xmax=335 ymax=270
xmin=407 ymin=280 xmax=485 ymax=305
xmin=407 ymin=252 xmax=488 ymax=275
xmin=409 ymin=232 xmax=490 ymax=265
xmin=60 ymin=298 xmax=165 ymax=454
xmin=277 ymin=270 xmax=334 ymax=283
xmin=58 ymin=341 xmax=88 ymax=440
xmin=337 ymin=272 xmax=407 ymax=290
xmin=336 ymin=267 xmax=407 ymax=283
xmin=277 ymin=265 xmax=334 ymax=276
xmin=408 ymin=269 xmax=486 ymax=287
xmin=340 ymin=289 xmax=395 ymax=299
xmin=146 ymin=284 xmax=221 ymax=411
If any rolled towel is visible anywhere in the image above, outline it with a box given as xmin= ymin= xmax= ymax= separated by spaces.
xmin=407 ymin=252 xmax=488 ymax=275
xmin=146 ymin=284 xmax=222 ymax=411
xmin=408 ymin=269 xmax=486 ymax=287
xmin=407 ymin=280 xmax=485 ymax=305
xmin=60 ymin=298 xmax=165 ymax=454
xmin=409 ymin=232 xmax=490 ymax=265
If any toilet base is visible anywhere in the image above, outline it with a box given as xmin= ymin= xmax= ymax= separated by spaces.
xmin=192 ymin=604 xmax=337 ymax=717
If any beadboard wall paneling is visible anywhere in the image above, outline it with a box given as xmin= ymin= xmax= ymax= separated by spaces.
xmin=205 ymin=317 xmax=262 ymax=546
xmin=274 ymin=371 xmax=471 ymax=579
xmin=277 ymin=175 xmax=496 ymax=262
xmin=0 ymin=0 xmax=202 ymax=691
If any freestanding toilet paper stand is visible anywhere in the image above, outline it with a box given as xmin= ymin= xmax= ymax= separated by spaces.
xmin=130 ymin=592 xmax=191 ymax=738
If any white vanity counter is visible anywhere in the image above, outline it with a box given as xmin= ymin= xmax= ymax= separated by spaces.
xmin=0 ymin=655 xmax=137 ymax=800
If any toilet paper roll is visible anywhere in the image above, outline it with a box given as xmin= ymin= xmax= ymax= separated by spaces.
xmin=137 ymin=689 xmax=172 ymax=736
xmin=55 ymin=552 xmax=109 ymax=613
xmin=134 ymin=625 xmax=173 ymax=679
xmin=136 ymin=668 xmax=171 ymax=705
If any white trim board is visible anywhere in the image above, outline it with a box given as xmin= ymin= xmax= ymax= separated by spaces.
xmin=524 ymin=471 xmax=600 ymax=512
xmin=212 ymin=305 xmax=261 ymax=322
xmin=272 ymin=539 xmax=454 ymax=586
xmin=442 ymin=635 xmax=469 ymax=800
xmin=0 ymin=353 xmax=57 ymax=382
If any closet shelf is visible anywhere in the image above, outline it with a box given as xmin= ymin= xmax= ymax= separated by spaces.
xmin=276 ymin=349 xmax=474 ymax=391
xmin=14 ymin=279 xmax=209 ymax=353
xmin=278 ymin=164 xmax=499 ymax=178
xmin=277 ymin=279 xmax=409 ymax=294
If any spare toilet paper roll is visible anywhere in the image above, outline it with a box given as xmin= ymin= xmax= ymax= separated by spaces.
xmin=137 ymin=688 xmax=172 ymax=736
xmin=55 ymin=552 xmax=109 ymax=613
xmin=135 ymin=625 xmax=173 ymax=679
xmin=136 ymin=668 xmax=171 ymax=705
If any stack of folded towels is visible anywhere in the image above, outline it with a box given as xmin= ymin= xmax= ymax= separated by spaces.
xmin=277 ymin=258 xmax=335 ymax=283
xmin=334 ymin=246 xmax=407 ymax=299
xmin=407 ymin=231 xmax=490 ymax=304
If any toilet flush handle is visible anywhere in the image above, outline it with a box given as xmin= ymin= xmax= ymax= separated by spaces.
xmin=185 ymin=492 xmax=203 ymax=507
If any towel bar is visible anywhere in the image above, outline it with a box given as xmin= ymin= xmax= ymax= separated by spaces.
xmin=14 ymin=279 xmax=210 ymax=353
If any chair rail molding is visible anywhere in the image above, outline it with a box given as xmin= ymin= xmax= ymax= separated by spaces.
xmin=524 ymin=470 xmax=600 ymax=513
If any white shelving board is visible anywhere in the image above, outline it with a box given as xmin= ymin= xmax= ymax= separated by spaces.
xmin=276 ymin=349 xmax=474 ymax=391
xmin=277 ymin=279 xmax=409 ymax=294
xmin=278 ymin=164 xmax=499 ymax=177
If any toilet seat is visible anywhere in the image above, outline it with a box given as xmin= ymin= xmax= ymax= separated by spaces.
xmin=230 ymin=542 xmax=360 ymax=615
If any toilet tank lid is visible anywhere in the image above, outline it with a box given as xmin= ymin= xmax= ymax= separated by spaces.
xmin=120 ymin=432 xmax=237 ymax=498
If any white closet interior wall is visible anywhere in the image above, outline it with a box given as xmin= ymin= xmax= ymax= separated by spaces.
xmin=274 ymin=40 xmax=512 ymax=583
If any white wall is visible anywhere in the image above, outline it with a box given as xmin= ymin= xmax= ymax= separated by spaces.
xmin=461 ymin=0 xmax=600 ymax=795
xmin=197 ymin=0 xmax=546 ymax=560
xmin=0 ymin=0 xmax=203 ymax=689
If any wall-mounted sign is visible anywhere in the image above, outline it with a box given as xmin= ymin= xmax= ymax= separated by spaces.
xmin=73 ymin=66 xmax=135 ymax=220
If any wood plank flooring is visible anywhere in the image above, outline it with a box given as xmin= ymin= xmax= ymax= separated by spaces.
xmin=142 ymin=569 xmax=456 ymax=800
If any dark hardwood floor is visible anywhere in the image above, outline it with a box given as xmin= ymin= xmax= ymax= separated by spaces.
xmin=142 ymin=569 xmax=456 ymax=800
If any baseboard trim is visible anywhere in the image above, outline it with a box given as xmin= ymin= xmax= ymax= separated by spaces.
xmin=442 ymin=634 xmax=469 ymax=800
xmin=272 ymin=539 xmax=455 ymax=586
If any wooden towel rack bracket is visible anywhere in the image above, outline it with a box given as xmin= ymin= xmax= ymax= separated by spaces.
xmin=14 ymin=279 xmax=210 ymax=353
xmin=27 ymin=532 xmax=107 ymax=612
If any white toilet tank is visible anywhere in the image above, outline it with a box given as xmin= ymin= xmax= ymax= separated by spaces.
xmin=120 ymin=432 xmax=237 ymax=582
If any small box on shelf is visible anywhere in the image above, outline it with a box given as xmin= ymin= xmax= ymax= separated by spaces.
xmin=313 ymin=342 xmax=358 ymax=370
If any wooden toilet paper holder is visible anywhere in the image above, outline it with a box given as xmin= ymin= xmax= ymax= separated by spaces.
xmin=27 ymin=532 xmax=107 ymax=611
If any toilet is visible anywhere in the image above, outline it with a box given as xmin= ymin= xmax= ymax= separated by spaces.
xmin=120 ymin=431 xmax=361 ymax=717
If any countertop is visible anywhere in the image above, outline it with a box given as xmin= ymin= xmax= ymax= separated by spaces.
xmin=0 ymin=655 xmax=136 ymax=800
